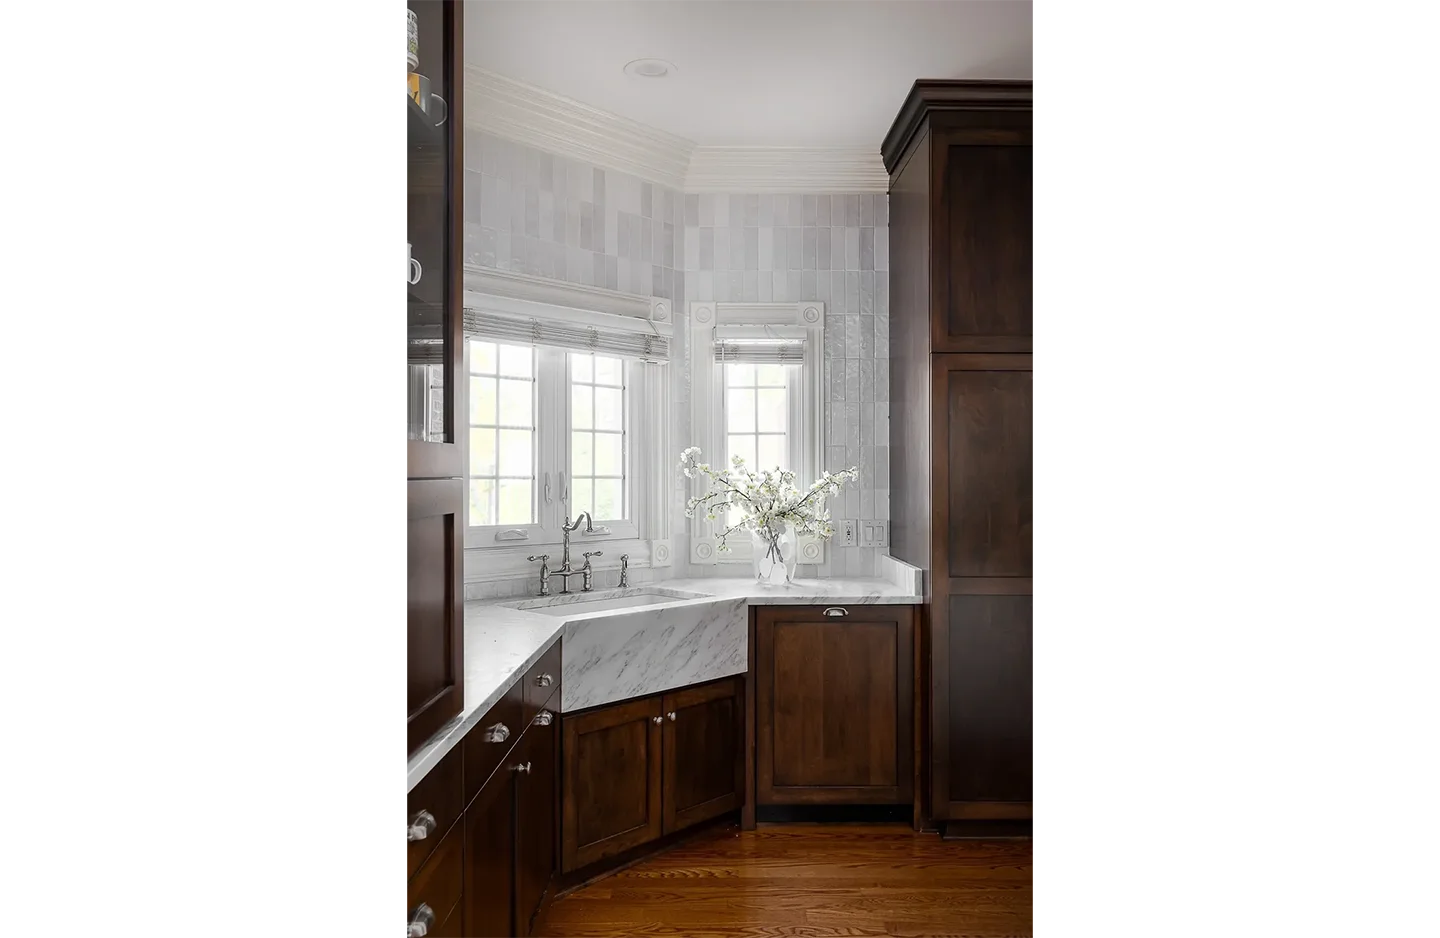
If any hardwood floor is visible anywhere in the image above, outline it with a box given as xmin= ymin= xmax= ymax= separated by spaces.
xmin=537 ymin=823 xmax=1032 ymax=937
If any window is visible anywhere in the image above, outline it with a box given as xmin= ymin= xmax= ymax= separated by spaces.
xmin=467 ymin=340 xmax=536 ymax=527
xmin=688 ymin=302 xmax=826 ymax=565
xmin=569 ymin=353 xmax=627 ymax=522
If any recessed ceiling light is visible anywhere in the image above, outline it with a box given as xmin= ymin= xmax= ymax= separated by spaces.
xmin=624 ymin=58 xmax=676 ymax=79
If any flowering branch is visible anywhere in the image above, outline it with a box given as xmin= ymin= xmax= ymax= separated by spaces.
xmin=677 ymin=447 xmax=859 ymax=552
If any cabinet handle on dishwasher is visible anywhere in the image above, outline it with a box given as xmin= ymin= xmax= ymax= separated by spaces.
xmin=822 ymin=606 xmax=849 ymax=617
xmin=407 ymin=903 xmax=435 ymax=938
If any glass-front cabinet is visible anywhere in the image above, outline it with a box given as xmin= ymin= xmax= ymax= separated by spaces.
xmin=408 ymin=0 xmax=465 ymax=757
xmin=407 ymin=0 xmax=463 ymax=479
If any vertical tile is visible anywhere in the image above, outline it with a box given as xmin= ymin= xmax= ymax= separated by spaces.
xmin=759 ymin=194 xmax=774 ymax=226
xmin=495 ymin=231 xmax=510 ymax=271
xmin=846 ymin=272 xmax=860 ymax=315
xmin=772 ymin=193 xmax=788 ymax=226
xmin=817 ymin=227 xmax=832 ymax=271
xmin=699 ymin=227 xmax=713 ymax=269
xmin=875 ymin=488 xmax=890 ymax=521
xmin=824 ymin=317 xmax=845 ymax=359
xmin=593 ymin=168 xmax=605 ymax=206
xmin=843 ymin=402 xmax=860 ymax=449
xmin=759 ymin=228 xmax=773 ymax=271
xmin=875 ymin=446 xmax=890 ymax=488
xmin=714 ymin=192 xmax=730 ymax=227
xmin=847 ymin=194 xmax=862 ymax=226
xmin=685 ymin=194 xmax=699 ymax=226
xmin=875 ymin=227 xmax=889 ymax=271
xmin=685 ymin=227 xmax=700 ymax=270
xmin=591 ymin=252 xmax=605 ymax=287
xmin=578 ymin=160 xmax=593 ymax=202
xmin=554 ymin=193 xmax=568 ymax=244
xmin=802 ymin=228 xmax=817 ymax=270
xmin=859 ymin=487 xmax=874 ymax=522
xmin=663 ymin=223 xmax=676 ymax=269
xmin=652 ymin=264 xmax=665 ymax=298
xmin=605 ymin=205 xmax=617 ymax=255
xmin=817 ymin=194 xmax=832 ymax=227
xmin=641 ymin=182 xmax=653 ymax=219
xmin=845 ymin=227 xmax=860 ymax=270
xmin=772 ymin=227 xmax=787 ymax=270
xmin=714 ymin=227 xmax=729 ymax=270
xmin=844 ymin=314 xmax=861 ymax=359
xmin=816 ymin=271 xmax=831 ymax=306
xmin=827 ymin=403 xmax=845 ymax=448
xmin=663 ymin=189 xmax=677 ymax=225
xmin=860 ymin=193 xmax=876 ymax=226
xmin=788 ymin=195 xmax=804 ymax=226
xmin=859 ymin=314 xmax=875 ymax=359
xmin=479 ymin=175 xmax=500 ymax=229
xmin=698 ymin=269 xmax=713 ymax=301
xmin=758 ymin=273 xmax=772 ymax=301
xmin=875 ymin=271 xmax=889 ymax=318
xmin=640 ymin=220 xmax=652 ymax=263
xmin=874 ymin=358 xmax=889 ymax=402
xmin=743 ymin=227 xmax=759 ymax=271
xmin=859 ymin=359 xmax=875 ymax=402
xmin=828 ymin=357 xmax=845 ymax=401
xmin=830 ymin=271 xmax=846 ymax=310
xmin=772 ymin=270 xmax=788 ymax=302
xmin=845 ymin=360 xmax=860 ymax=403
xmin=478 ymin=226 xmax=496 ymax=266
xmin=802 ymin=270 xmax=818 ymax=300
xmin=803 ymin=194 xmax=818 ymax=226
xmin=743 ymin=194 xmax=760 ymax=227
xmin=860 ymin=228 xmax=875 ymax=270
xmin=729 ymin=195 xmax=745 ymax=228
xmin=618 ymin=212 xmax=631 ymax=260
xmin=831 ymin=226 xmax=845 ymax=269
xmin=787 ymin=271 xmax=801 ymax=303
xmin=537 ymin=152 xmax=553 ymax=193
xmin=874 ymin=312 xmax=890 ymax=360
xmin=859 ymin=402 xmax=874 ymax=447
xmin=877 ymin=194 xmax=889 ymax=227
xmin=860 ymin=271 xmax=875 ymax=314
xmin=742 ymin=270 xmax=759 ymax=302
xmin=729 ymin=227 xmax=744 ymax=270
xmin=787 ymin=228 xmax=802 ymax=270
xmin=492 ymin=137 xmax=511 ymax=182
xmin=699 ymin=193 xmax=715 ymax=226
xmin=524 ymin=187 xmax=539 ymax=238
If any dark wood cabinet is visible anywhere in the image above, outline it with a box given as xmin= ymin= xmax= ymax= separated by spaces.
xmin=561 ymin=678 xmax=746 ymax=873
xmin=662 ymin=679 xmax=745 ymax=832
xmin=754 ymin=606 xmax=914 ymax=805
xmin=407 ymin=820 xmax=465 ymax=938
xmin=407 ymin=0 xmax=465 ymax=756
xmin=561 ymin=696 xmax=664 ymax=872
xmin=882 ymin=80 xmax=1033 ymax=827
xmin=462 ymin=760 xmax=516 ymax=937
xmin=514 ymin=707 xmax=558 ymax=936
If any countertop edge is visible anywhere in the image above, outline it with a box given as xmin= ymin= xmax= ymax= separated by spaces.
xmin=405 ymin=624 xmax=562 ymax=793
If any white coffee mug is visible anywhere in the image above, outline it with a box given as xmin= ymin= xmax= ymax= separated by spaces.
xmin=400 ymin=240 xmax=420 ymax=283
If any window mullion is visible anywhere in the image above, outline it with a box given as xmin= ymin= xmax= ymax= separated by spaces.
xmin=537 ymin=348 xmax=566 ymax=538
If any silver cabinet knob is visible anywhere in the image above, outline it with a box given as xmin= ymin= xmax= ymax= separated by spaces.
xmin=407 ymin=903 xmax=435 ymax=938
xmin=535 ymin=673 xmax=554 ymax=688
xmin=667 ymin=711 xmax=677 ymax=721
xmin=822 ymin=606 xmax=849 ymax=617
xmin=532 ymin=709 xmax=553 ymax=726
xmin=406 ymin=809 xmax=436 ymax=842
xmin=651 ymin=715 xmax=664 ymax=724
xmin=510 ymin=761 xmax=532 ymax=774
xmin=482 ymin=722 xmax=510 ymax=744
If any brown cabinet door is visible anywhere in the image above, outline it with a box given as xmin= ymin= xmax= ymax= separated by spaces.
xmin=755 ymin=606 xmax=914 ymax=804
xmin=662 ymin=678 xmax=744 ymax=833
xmin=515 ymin=709 xmax=558 ymax=936
xmin=408 ymin=479 xmax=465 ymax=754
xmin=931 ymin=127 xmax=1032 ymax=353
xmin=462 ymin=760 xmax=514 ymax=938
xmin=407 ymin=820 xmax=463 ymax=938
xmin=931 ymin=355 xmax=1032 ymax=820
xmin=561 ymin=697 xmax=663 ymax=872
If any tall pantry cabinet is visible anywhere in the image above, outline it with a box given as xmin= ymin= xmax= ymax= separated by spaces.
xmin=882 ymin=80 xmax=1033 ymax=832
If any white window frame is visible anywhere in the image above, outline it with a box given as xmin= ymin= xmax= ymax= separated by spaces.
xmin=688 ymin=301 xmax=827 ymax=566
xmin=458 ymin=270 xmax=674 ymax=588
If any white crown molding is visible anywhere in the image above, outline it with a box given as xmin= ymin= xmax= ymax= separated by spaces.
xmin=685 ymin=147 xmax=888 ymax=194
xmin=465 ymin=68 xmax=889 ymax=194
xmin=465 ymin=66 xmax=693 ymax=191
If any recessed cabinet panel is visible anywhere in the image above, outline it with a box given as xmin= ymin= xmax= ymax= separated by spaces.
xmin=944 ymin=367 xmax=1032 ymax=578
xmin=562 ymin=697 xmax=664 ymax=871
xmin=662 ymin=679 xmax=744 ymax=833
xmin=947 ymin=595 xmax=1033 ymax=804
xmin=408 ymin=479 xmax=464 ymax=753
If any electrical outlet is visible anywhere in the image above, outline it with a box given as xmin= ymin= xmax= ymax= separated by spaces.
xmin=836 ymin=519 xmax=857 ymax=547
xmin=860 ymin=520 xmax=889 ymax=548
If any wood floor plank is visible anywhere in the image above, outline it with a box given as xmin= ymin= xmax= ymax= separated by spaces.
xmin=538 ymin=824 xmax=1032 ymax=937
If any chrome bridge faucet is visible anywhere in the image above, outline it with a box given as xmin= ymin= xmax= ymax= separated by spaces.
xmin=528 ymin=512 xmax=605 ymax=595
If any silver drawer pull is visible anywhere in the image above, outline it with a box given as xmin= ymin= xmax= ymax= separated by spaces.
xmin=651 ymin=715 xmax=664 ymax=724
xmin=534 ymin=672 xmax=554 ymax=688
xmin=482 ymin=722 xmax=510 ymax=744
xmin=822 ymin=606 xmax=849 ymax=617
xmin=407 ymin=903 xmax=435 ymax=938
xmin=406 ymin=809 xmax=436 ymax=842
xmin=510 ymin=761 xmax=532 ymax=774
xmin=667 ymin=711 xmax=677 ymax=721
xmin=532 ymin=709 xmax=553 ymax=726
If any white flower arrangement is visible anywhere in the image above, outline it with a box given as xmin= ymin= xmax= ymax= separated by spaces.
xmin=677 ymin=446 xmax=859 ymax=553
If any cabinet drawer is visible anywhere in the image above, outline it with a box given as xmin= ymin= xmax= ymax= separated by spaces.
xmin=407 ymin=820 xmax=463 ymax=938
xmin=407 ymin=748 xmax=463 ymax=879
xmin=522 ymin=640 xmax=561 ymax=724
xmin=463 ymin=680 xmax=525 ymax=807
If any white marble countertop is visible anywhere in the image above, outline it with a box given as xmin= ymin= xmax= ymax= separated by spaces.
xmin=406 ymin=566 xmax=923 ymax=791
xmin=405 ymin=603 xmax=563 ymax=792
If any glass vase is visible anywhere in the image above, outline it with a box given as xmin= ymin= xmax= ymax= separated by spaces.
xmin=750 ymin=522 xmax=797 ymax=586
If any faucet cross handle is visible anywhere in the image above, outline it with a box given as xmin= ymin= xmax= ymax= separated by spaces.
xmin=582 ymin=550 xmax=604 ymax=561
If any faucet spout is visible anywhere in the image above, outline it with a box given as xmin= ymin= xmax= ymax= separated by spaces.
xmin=560 ymin=512 xmax=594 ymax=569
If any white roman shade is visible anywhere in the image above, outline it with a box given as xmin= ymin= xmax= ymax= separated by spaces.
xmin=712 ymin=325 xmax=807 ymax=365
xmin=463 ymin=306 xmax=670 ymax=363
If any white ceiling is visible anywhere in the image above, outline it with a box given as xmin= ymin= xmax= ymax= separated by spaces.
xmin=464 ymin=1 xmax=1032 ymax=149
